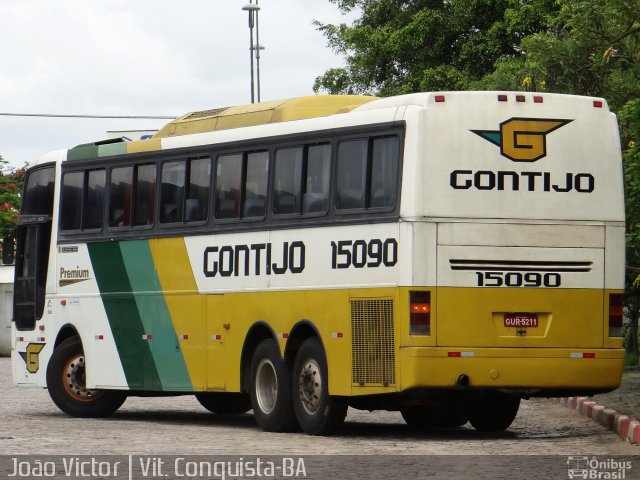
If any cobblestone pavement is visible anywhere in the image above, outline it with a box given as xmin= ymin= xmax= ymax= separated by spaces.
xmin=590 ymin=369 xmax=640 ymax=421
xmin=0 ymin=359 xmax=637 ymax=457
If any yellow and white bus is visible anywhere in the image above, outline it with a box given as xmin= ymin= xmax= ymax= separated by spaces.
xmin=12 ymin=92 xmax=625 ymax=435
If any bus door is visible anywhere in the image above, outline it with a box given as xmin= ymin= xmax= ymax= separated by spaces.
xmin=13 ymin=166 xmax=55 ymax=331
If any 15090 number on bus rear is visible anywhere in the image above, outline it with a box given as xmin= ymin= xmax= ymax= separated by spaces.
xmin=476 ymin=271 xmax=561 ymax=288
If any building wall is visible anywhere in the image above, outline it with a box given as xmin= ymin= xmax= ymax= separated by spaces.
xmin=0 ymin=266 xmax=14 ymax=356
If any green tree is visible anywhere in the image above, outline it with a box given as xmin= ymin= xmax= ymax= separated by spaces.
xmin=314 ymin=0 xmax=558 ymax=95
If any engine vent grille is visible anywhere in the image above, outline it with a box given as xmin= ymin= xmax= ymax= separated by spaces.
xmin=351 ymin=299 xmax=395 ymax=386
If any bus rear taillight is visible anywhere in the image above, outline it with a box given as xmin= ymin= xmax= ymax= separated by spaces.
xmin=608 ymin=293 xmax=624 ymax=337
xmin=410 ymin=291 xmax=430 ymax=335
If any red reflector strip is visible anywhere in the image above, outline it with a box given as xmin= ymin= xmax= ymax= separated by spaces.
xmin=278 ymin=333 xmax=289 ymax=339
xmin=211 ymin=334 xmax=222 ymax=341
xmin=434 ymin=95 xmax=445 ymax=103
xmin=179 ymin=334 xmax=189 ymax=340
xmin=448 ymin=352 xmax=461 ymax=357
xmin=94 ymin=335 xmax=104 ymax=340
xmin=593 ymin=100 xmax=603 ymax=108
xmin=332 ymin=332 xmax=343 ymax=338
xmin=533 ymin=96 xmax=543 ymax=103
xmin=142 ymin=334 xmax=152 ymax=340
xmin=37 ymin=337 xmax=45 ymax=342
xmin=18 ymin=336 xmax=24 ymax=342
xmin=497 ymin=94 xmax=508 ymax=102
xmin=516 ymin=95 xmax=526 ymax=102
xmin=570 ymin=352 xmax=596 ymax=359
xmin=38 ymin=325 xmax=45 ymax=331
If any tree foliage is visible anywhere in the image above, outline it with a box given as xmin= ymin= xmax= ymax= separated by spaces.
xmin=0 ymin=156 xmax=25 ymax=263
xmin=314 ymin=0 xmax=559 ymax=95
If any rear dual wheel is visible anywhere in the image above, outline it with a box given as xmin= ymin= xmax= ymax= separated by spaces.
xmin=249 ymin=339 xmax=298 ymax=432
xmin=46 ymin=336 xmax=126 ymax=417
xmin=249 ymin=337 xmax=347 ymax=435
xmin=292 ymin=338 xmax=347 ymax=435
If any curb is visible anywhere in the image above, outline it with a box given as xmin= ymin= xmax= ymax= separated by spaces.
xmin=561 ymin=397 xmax=640 ymax=445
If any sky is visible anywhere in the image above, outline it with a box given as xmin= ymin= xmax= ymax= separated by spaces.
xmin=0 ymin=0 xmax=356 ymax=168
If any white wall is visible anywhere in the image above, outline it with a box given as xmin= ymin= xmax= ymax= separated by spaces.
xmin=0 ymin=266 xmax=14 ymax=356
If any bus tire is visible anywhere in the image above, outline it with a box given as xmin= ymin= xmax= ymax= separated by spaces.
xmin=467 ymin=392 xmax=520 ymax=432
xmin=249 ymin=339 xmax=298 ymax=432
xmin=46 ymin=336 xmax=126 ymax=418
xmin=195 ymin=392 xmax=251 ymax=415
xmin=292 ymin=337 xmax=347 ymax=435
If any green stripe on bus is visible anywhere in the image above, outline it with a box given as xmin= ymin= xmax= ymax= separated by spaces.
xmin=87 ymin=241 xmax=162 ymax=390
xmin=119 ymin=241 xmax=192 ymax=391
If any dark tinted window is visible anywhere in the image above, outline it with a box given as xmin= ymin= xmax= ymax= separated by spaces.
xmin=60 ymin=172 xmax=83 ymax=230
xmin=84 ymin=169 xmax=106 ymax=229
xmin=370 ymin=137 xmax=399 ymax=208
xmin=109 ymin=166 xmax=133 ymax=227
xmin=22 ymin=167 xmax=55 ymax=215
xmin=186 ymin=157 xmax=210 ymax=222
xmin=215 ymin=154 xmax=242 ymax=219
xmin=303 ymin=144 xmax=330 ymax=214
xmin=243 ymin=152 xmax=268 ymax=218
xmin=273 ymin=147 xmax=303 ymax=215
xmin=336 ymin=140 xmax=367 ymax=210
xmin=134 ymin=164 xmax=156 ymax=226
xmin=336 ymin=136 xmax=399 ymax=211
xmin=161 ymin=161 xmax=185 ymax=223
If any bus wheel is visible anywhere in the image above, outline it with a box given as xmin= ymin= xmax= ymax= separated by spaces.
xmin=195 ymin=392 xmax=251 ymax=415
xmin=249 ymin=339 xmax=298 ymax=432
xmin=466 ymin=392 xmax=520 ymax=432
xmin=292 ymin=337 xmax=347 ymax=435
xmin=46 ymin=336 xmax=126 ymax=418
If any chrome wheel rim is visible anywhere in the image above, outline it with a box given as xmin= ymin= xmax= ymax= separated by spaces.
xmin=298 ymin=358 xmax=322 ymax=415
xmin=255 ymin=358 xmax=277 ymax=414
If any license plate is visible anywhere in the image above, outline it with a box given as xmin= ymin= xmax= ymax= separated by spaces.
xmin=504 ymin=313 xmax=539 ymax=328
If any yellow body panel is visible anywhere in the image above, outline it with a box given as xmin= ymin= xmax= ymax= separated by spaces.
xmin=150 ymin=238 xmax=207 ymax=389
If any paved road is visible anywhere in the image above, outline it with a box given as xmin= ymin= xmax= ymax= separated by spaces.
xmin=0 ymin=358 xmax=636 ymax=456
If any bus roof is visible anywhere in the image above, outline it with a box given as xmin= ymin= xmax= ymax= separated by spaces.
xmin=153 ymin=95 xmax=377 ymax=138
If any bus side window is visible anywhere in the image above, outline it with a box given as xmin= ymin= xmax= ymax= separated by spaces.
xmin=133 ymin=164 xmax=156 ymax=226
xmin=336 ymin=140 xmax=367 ymax=210
xmin=273 ymin=147 xmax=303 ymax=215
xmin=243 ymin=152 xmax=268 ymax=218
xmin=303 ymin=144 xmax=330 ymax=214
xmin=215 ymin=154 xmax=242 ymax=219
xmin=84 ymin=169 xmax=106 ymax=229
xmin=109 ymin=166 xmax=133 ymax=227
xmin=186 ymin=157 xmax=211 ymax=222
xmin=60 ymin=172 xmax=83 ymax=230
xmin=370 ymin=136 xmax=399 ymax=208
xmin=161 ymin=161 xmax=186 ymax=223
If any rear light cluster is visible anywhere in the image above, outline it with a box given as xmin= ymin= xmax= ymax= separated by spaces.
xmin=497 ymin=94 xmax=544 ymax=103
xmin=608 ymin=293 xmax=624 ymax=337
xmin=410 ymin=291 xmax=430 ymax=335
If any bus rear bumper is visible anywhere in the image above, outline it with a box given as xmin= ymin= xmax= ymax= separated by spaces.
xmin=399 ymin=347 xmax=625 ymax=395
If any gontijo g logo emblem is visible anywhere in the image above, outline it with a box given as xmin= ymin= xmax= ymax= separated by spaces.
xmin=472 ymin=118 xmax=572 ymax=162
